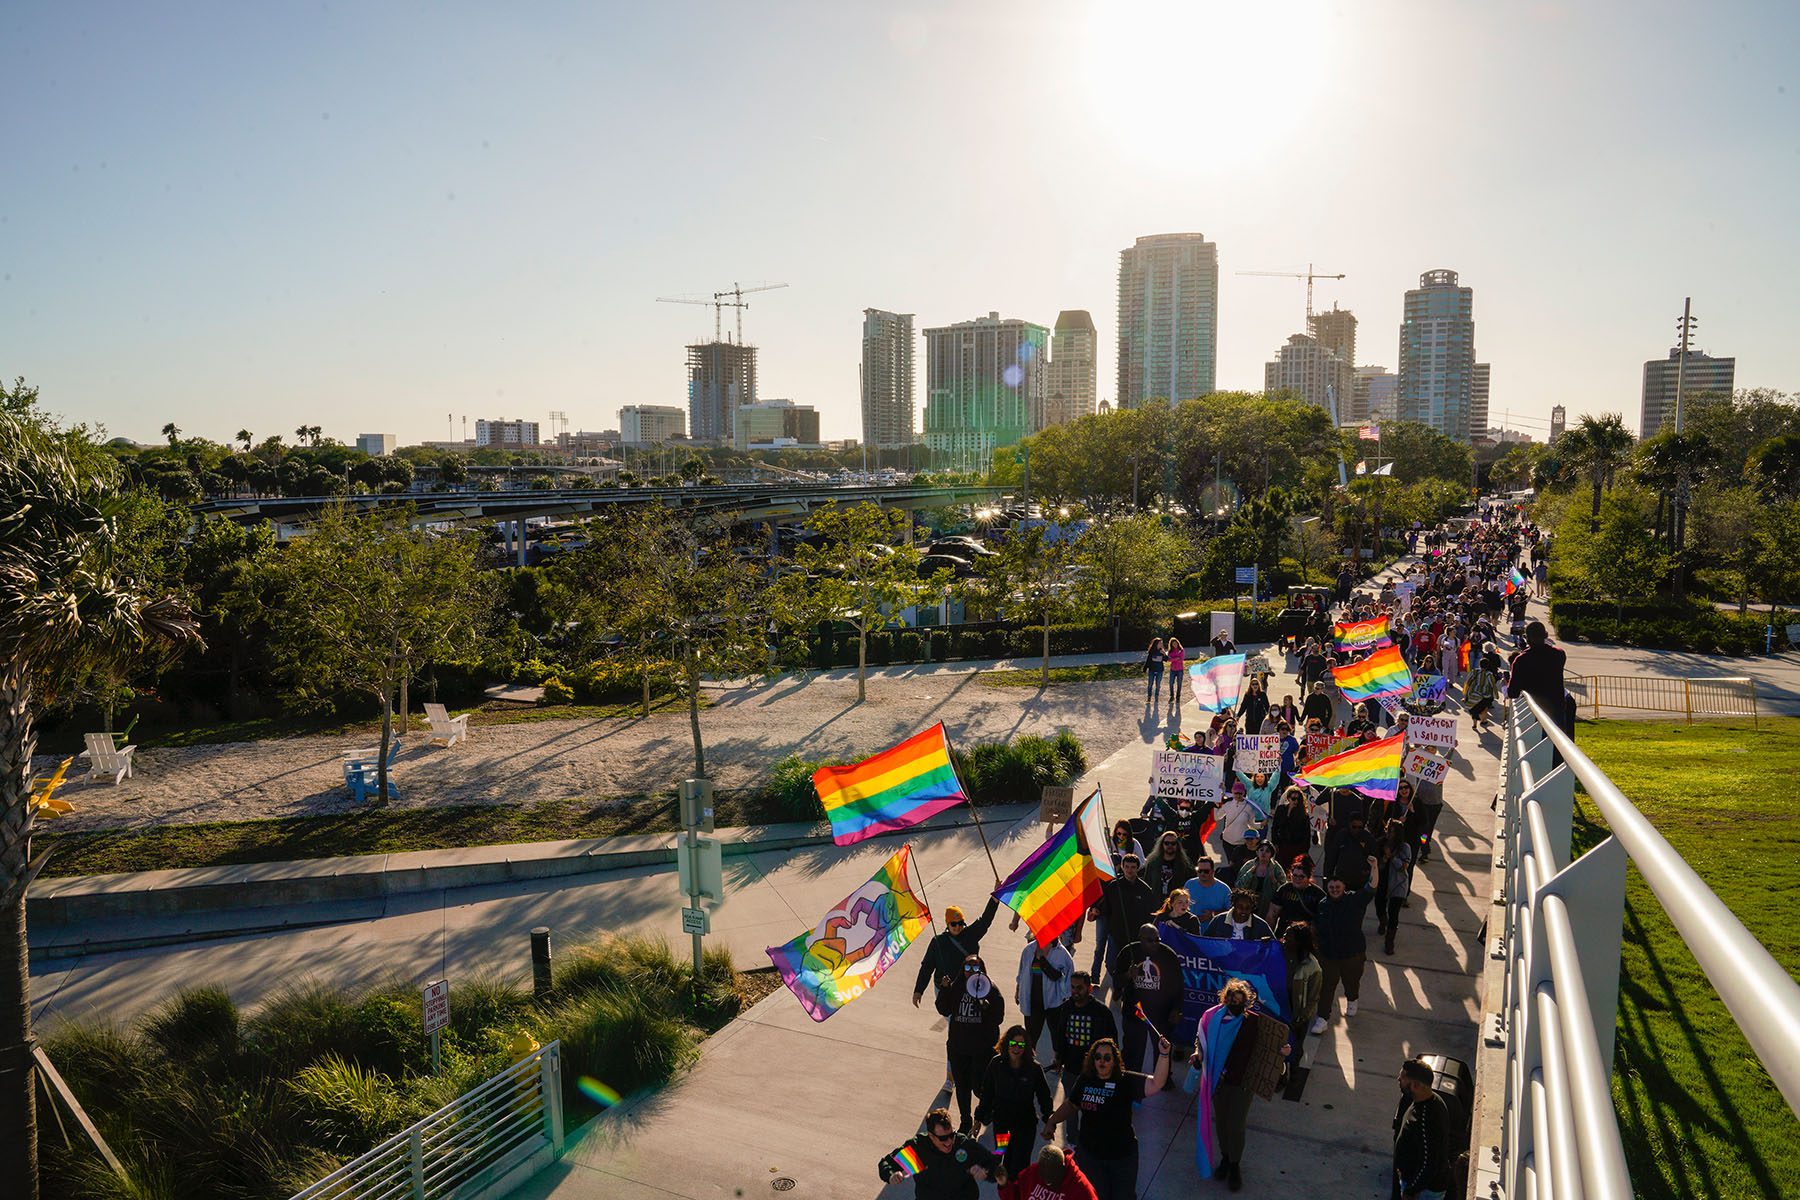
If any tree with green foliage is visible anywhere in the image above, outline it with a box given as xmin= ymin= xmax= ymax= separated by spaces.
xmin=1562 ymin=486 xmax=1671 ymax=614
xmin=1 ymin=394 xmax=201 ymax=1200
xmin=1748 ymin=500 xmax=1800 ymax=630
xmin=771 ymin=503 xmax=940 ymax=701
xmin=185 ymin=516 xmax=284 ymax=717
xmin=1748 ymin=433 xmax=1800 ymax=501
xmin=273 ymin=505 xmax=495 ymax=801
xmin=970 ymin=525 xmax=1089 ymax=686
xmin=558 ymin=505 xmax=766 ymax=775
xmin=1562 ymin=413 xmax=1636 ymax=526
xmin=1077 ymin=512 xmax=1187 ymax=649
xmin=1683 ymin=388 xmax=1800 ymax=481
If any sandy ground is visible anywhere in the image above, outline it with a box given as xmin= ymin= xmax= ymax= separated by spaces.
xmin=33 ymin=668 xmax=1194 ymax=833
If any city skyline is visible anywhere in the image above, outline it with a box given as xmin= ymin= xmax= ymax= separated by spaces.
xmin=6 ymin=2 xmax=1797 ymax=447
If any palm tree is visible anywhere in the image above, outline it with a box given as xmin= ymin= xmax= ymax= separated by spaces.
xmin=1569 ymin=413 xmax=1634 ymax=527
xmin=160 ymin=421 xmax=180 ymax=446
xmin=236 ymin=428 xmax=253 ymax=452
xmin=0 ymin=406 xmax=200 ymax=1198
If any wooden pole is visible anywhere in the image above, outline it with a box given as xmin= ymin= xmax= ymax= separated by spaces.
xmin=965 ymin=800 xmax=1003 ymax=886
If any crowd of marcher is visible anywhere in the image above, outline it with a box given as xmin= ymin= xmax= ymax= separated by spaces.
xmin=882 ymin=504 xmax=1559 ymax=1200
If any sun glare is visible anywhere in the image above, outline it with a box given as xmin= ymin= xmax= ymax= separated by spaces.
xmin=1080 ymin=0 xmax=1331 ymax=172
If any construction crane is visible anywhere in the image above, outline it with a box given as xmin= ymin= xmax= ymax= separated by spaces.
xmin=655 ymin=281 xmax=789 ymax=344
xmin=1236 ymin=263 xmax=1345 ymax=320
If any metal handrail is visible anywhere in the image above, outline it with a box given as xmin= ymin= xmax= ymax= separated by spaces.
xmin=290 ymin=1041 xmax=564 ymax=1200
xmin=1520 ymin=695 xmax=1800 ymax=1115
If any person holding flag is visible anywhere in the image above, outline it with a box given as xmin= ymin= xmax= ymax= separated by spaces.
xmin=878 ymin=1107 xmax=1005 ymax=1197
xmin=1188 ymin=979 xmax=1291 ymax=1191
xmin=937 ymin=954 xmax=1005 ymax=1134
xmin=975 ymin=1023 xmax=1054 ymax=1181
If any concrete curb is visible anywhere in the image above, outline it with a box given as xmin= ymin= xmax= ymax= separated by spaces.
xmin=25 ymin=803 xmax=1038 ymax=955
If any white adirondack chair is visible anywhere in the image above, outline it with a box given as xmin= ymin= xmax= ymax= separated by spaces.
xmin=424 ymin=703 xmax=470 ymax=748
xmin=80 ymin=733 xmax=135 ymax=785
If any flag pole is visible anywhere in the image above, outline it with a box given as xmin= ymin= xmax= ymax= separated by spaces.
xmin=905 ymin=843 xmax=943 ymax=940
xmin=965 ymin=800 xmax=1003 ymax=886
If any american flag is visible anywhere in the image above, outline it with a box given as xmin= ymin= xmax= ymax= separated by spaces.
xmin=1359 ymin=424 xmax=1380 ymax=439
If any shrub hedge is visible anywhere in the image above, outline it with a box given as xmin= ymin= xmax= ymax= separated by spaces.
xmin=1550 ymin=599 xmax=1774 ymax=655
xmin=40 ymin=935 xmax=749 ymax=1200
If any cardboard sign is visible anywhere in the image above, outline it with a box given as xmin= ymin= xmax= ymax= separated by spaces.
xmin=1039 ymin=785 xmax=1075 ymax=826
xmin=1151 ymin=750 xmax=1223 ymax=806
xmin=1303 ymin=732 xmax=1333 ymax=765
xmin=1403 ymin=748 xmax=1451 ymax=785
xmin=1234 ymin=733 xmax=1282 ymax=773
xmin=1407 ymin=714 xmax=1458 ymax=752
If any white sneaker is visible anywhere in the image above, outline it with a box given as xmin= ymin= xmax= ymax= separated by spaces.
xmin=1309 ymin=1017 xmax=1327 ymax=1035
xmin=1346 ymin=1000 xmax=1359 ymax=1018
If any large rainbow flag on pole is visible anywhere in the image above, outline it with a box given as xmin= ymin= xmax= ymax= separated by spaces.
xmin=766 ymin=844 xmax=931 ymax=1021
xmin=1331 ymin=643 xmax=1414 ymax=703
xmin=812 ymin=723 xmax=966 ymax=846
xmin=1293 ymin=731 xmax=1405 ymax=800
xmin=1188 ymin=653 xmax=1247 ymax=713
xmin=1332 ymin=616 xmax=1390 ymax=653
xmin=992 ymin=789 xmax=1117 ymax=947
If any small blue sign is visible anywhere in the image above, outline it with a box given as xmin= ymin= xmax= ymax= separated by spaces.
xmin=1234 ymin=566 xmax=1257 ymax=585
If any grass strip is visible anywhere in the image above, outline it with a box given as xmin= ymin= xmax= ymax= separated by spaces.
xmin=978 ymin=662 xmax=1141 ymax=688
xmin=1571 ymin=716 xmax=1799 ymax=1200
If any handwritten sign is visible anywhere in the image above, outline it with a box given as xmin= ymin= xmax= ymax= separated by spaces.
xmin=1234 ymin=733 xmax=1282 ymax=773
xmin=1039 ymin=785 xmax=1074 ymax=826
xmin=1407 ymin=714 xmax=1458 ymax=752
xmin=1303 ymin=732 xmax=1333 ymax=766
xmin=1403 ymin=748 xmax=1451 ymax=785
xmin=1151 ymin=750 xmax=1223 ymax=806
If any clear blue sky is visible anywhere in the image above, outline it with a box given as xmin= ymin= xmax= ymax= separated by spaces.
xmin=5 ymin=0 xmax=1796 ymax=446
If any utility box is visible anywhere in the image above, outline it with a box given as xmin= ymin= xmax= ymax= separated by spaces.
xmin=677 ymin=836 xmax=724 ymax=903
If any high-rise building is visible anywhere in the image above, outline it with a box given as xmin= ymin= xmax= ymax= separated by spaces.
xmin=619 ymin=404 xmax=686 ymax=446
xmin=1308 ymin=306 xmax=1357 ymax=383
xmin=1116 ymin=233 xmax=1219 ymax=406
xmin=1397 ymin=269 xmax=1477 ymax=442
xmin=733 ymin=399 xmax=821 ymax=449
xmin=1263 ymin=332 xmax=1353 ymax=418
xmin=1640 ymin=346 xmax=1735 ymax=437
xmin=475 ymin=418 xmax=540 ymax=447
xmin=687 ymin=341 xmax=757 ymax=445
xmin=355 ymin=433 xmax=396 ymax=457
xmin=1549 ymin=405 xmax=1566 ymax=442
xmin=1471 ymin=363 xmax=1491 ymax=438
xmin=1043 ymin=310 xmax=1098 ymax=430
xmin=1350 ymin=365 xmax=1395 ymax=426
xmin=860 ymin=309 xmax=915 ymax=451
xmin=922 ymin=312 xmax=1047 ymax=471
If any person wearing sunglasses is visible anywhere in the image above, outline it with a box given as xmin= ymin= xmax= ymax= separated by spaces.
xmin=877 ymin=1106 xmax=1005 ymax=1196
xmin=935 ymin=955 xmax=1005 ymax=1135
xmin=1042 ymin=1033 xmax=1170 ymax=1200
xmin=914 ymin=896 xmax=1002 ymax=1092
xmin=1045 ymin=971 xmax=1117 ymax=1145
xmin=974 ymin=1023 xmax=1054 ymax=1179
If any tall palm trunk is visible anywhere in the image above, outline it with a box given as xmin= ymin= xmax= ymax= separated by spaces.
xmin=0 ymin=672 xmax=41 ymax=1200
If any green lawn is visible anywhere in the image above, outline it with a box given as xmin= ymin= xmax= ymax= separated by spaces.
xmin=1572 ymin=717 xmax=1800 ymax=1200
xmin=36 ymin=785 xmax=805 ymax=878
xmin=979 ymin=661 xmax=1141 ymax=688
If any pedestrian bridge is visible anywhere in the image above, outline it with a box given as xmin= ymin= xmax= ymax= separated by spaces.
xmin=1474 ymin=695 xmax=1800 ymax=1198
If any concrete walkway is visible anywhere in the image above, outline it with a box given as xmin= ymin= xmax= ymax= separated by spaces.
xmin=513 ymin=679 xmax=1501 ymax=1198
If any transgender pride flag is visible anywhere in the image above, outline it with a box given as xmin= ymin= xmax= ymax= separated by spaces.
xmin=1188 ymin=654 xmax=1247 ymax=713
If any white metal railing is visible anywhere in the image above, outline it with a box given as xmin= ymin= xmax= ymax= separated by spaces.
xmin=290 ymin=1041 xmax=564 ymax=1200
xmin=1485 ymin=698 xmax=1800 ymax=1199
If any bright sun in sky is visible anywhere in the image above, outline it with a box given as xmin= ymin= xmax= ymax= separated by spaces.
xmin=1080 ymin=1 xmax=1331 ymax=171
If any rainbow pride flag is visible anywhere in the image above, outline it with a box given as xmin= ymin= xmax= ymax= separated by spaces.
xmin=1293 ymin=731 xmax=1405 ymax=800
xmin=813 ymin=723 xmax=966 ymax=846
xmin=1331 ymin=644 xmax=1413 ymax=702
xmin=995 ymin=1130 xmax=1011 ymax=1152
xmin=890 ymin=1144 xmax=924 ymax=1177
xmin=1332 ymin=616 xmax=1390 ymax=653
xmin=993 ymin=789 xmax=1117 ymax=947
xmin=767 ymin=845 xmax=931 ymax=1021
xmin=1188 ymin=653 xmax=1246 ymax=713
xmin=1505 ymin=566 xmax=1527 ymax=596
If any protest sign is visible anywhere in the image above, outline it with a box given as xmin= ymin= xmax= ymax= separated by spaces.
xmin=1234 ymin=733 xmax=1282 ymax=773
xmin=1303 ymin=732 xmax=1333 ymax=765
xmin=1151 ymin=750 xmax=1223 ymax=806
xmin=1157 ymin=926 xmax=1291 ymax=1047
xmin=1407 ymin=714 xmax=1458 ymax=752
xmin=1403 ymin=747 xmax=1451 ymax=785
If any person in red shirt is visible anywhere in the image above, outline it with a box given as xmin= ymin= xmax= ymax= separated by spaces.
xmin=1003 ymin=1144 xmax=1098 ymax=1200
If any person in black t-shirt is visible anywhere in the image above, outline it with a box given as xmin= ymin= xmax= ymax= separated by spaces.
xmin=1045 ymin=972 xmax=1117 ymax=1144
xmin=1042 ymin=1034 xmax=1170 ymax=1200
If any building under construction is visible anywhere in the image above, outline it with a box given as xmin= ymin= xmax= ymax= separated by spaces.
xmin=687 ymin=341 xmax=758 ymax=446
